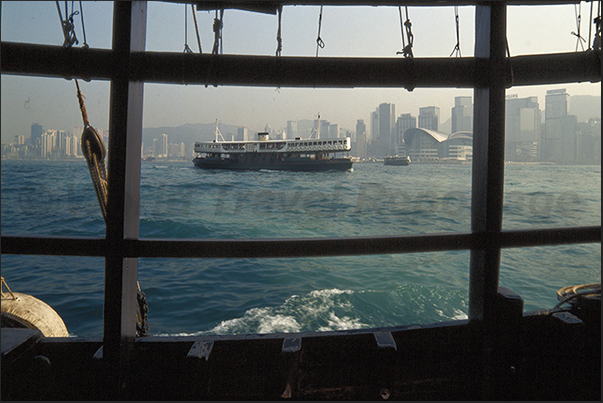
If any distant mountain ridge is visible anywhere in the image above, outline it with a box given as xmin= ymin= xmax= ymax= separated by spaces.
xmin=142 ymin=122 xmax=240 ymax=149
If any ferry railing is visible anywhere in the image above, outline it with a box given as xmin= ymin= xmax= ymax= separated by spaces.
xmin=1 ymin=0 xmax=601 ymax=399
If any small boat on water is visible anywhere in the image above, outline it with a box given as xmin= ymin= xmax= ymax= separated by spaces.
xmin=193 ymin=121 xmax=353 ymax=172
xmin=384 ymin=155 xmax=411 ymax=166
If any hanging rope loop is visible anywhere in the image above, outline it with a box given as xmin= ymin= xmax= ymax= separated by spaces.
xmin=56 ymin=1 xmax=79 ymax=48
xmin=316 ymin=5 xmax=325 ymax=57
xmin=592 ymin=12 xmax=601 ymax=51
xmin=396 ymin=6 xmax=414 ymax=58
xmin=212 ymin=8 xmax=224 ymax=55
xmin=449 ymin=6 xmax=461 ymax=57
xmin=403 ymin=7 xmax=414 ymax=58
xmin=183 ymin=4 xmax=193 ymax=53
xmin=276 ymin=5 xmax=283 ymax=56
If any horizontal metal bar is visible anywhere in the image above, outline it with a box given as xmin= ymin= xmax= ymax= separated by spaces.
xmin=2 ymin=42 xmax=599 ymax=88
xmin=126 ymin=232 xmax=476 ymax=258
xmin=499 ymin=226 xmax=602 ymax=249
xmin=3 ymin=226 xmax=599 ymax=258
xmin=0 ymin=236 xmax=107 ymax=257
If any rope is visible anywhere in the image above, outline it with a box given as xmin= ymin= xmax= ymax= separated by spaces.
xmin=76 ymin=79 xmax=108 ymax=221
xmin=593 ymin=2 xmax=601 ymax=51
xmin=396 ymin=6 xmax=413 ymax=58
xmin=78 ymin=1 xmax=88 ymax=48
xmin=1 ymin=277 xmax=17 ymax=300
xmin=75 ymin=77 xmax=150 ymax=338
xmin=212 ymin=9 xmax=224 ymax=55
xmin=55 ymin=1 xmax=79 ymax=48
xmin=316 ymin=6 xmax=325 ymax=57
xmin=572 ymin=3 xmax=587 ymax=51
xmin=449 ymin=6 xmax=461 ymax=57
xmin=276 ymin=5 xmax=283 ymax=57
xmin=183 ymin=4 xmax=193 ymax=53
xmin=191 ymin=4 xmax=202 ymax=53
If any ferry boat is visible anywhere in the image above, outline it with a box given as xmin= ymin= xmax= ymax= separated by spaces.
xmin=383 ymin=155 xmax=411 ymax=166
xmin=193 ymin=123 xmax=353 ymax=171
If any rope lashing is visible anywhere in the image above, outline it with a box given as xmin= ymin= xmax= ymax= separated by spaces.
xmin=76 ymin=79 xmax=108 ymax=221
xmin=212 ymin=8 xmax=224 ymax=55
xmin=183 ymin=4 xmax=193 ymax=53
xmin=55 ymin=1 xmax=79 ymax=47
xmin=449 ymin=6 xmax=461 ymax=57
xmin=396 ymin=6 xmax=414 ymax=58
xmin=592 ymin=2 xmax=601 ymax=51
xmin=276 ymin=5 xmax=283 ymax=57
xmin=316 ymin=5 xmax=325 ymax=57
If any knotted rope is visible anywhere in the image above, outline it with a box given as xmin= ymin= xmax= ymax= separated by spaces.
xmin=75 ymin=79 xmax=150 ymax=336
xmin=76 ymin=79 xmax=108 ymax=221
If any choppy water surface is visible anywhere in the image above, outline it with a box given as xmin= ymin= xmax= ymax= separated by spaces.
xmin=1 ymin=159 xmax=600 ymax=336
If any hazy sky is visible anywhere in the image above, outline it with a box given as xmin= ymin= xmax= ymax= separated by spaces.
xmin=1 ymin=1 xmax=600 ymax=143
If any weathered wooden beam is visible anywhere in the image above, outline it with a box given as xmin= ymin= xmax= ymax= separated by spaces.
xmin=2 ymin=42 xmax=599 ymax=88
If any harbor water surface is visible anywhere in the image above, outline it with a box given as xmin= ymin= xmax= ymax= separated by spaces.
xmin=1 ymin=159 xmax=600 ymax=337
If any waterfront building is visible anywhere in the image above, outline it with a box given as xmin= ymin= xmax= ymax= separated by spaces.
xmin=543 ymin=88 xmax=579 ymax=162
xmin=576 ymin=117 xmax=601 ymax=163
xmin=404 ymin=128 xmax=472 ymax=163
xmin=505 ymin=94 xmax=541 ymax=162
xmin=396 ymin=113 xmax=417 ymax=156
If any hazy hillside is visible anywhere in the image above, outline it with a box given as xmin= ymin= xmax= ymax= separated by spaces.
xmin=142 ymin=122 xmax=240 ymax=149
xmin=569 ymin=95 xmax=601 ymax=122
xmin=142 ymin=119 xmax=352 ymax=150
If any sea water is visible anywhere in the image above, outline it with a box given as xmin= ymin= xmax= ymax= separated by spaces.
xmin=1 ymin=159 xmax=600 ymax=337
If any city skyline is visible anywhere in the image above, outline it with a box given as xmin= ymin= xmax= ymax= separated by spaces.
xmin=2 ymin=1 xmax=601 ymax=145
xmin=4 ymin=90 xmax=600 ymax=164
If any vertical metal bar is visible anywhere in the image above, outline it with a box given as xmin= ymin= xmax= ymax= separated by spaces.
xmin=104 ymin=1 xmax=146 ymax=398
xmin=469 ymin=2 xmax=507 ymax=324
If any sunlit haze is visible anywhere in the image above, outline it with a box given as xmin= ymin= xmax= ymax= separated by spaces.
xmin=1 ymin=1 xmax=600 ymax=143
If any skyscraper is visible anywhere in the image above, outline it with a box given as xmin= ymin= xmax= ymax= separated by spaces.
xmin=31 ymin=123 xmax=43 ymax=146
xmin=371 ymin=103 xmax=396 ymax=157
xmin=543 ymin=88 xmax=571 ymax=162
xmin=286 ymin=121 xmax=298 ymax=139
xmin=451 ymin=96 xmax=472 ymax=133
xmin=237 ymin=126 xmax=249 ymax=141
xmin=505 ymin=94 xmax=540 ymax=161
xmin=418 ymin=106 xmax=440 ymax=130
xmin=355 ymin=119 xmax=367 ymax=159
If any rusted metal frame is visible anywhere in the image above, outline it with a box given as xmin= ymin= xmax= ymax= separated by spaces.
xmin=1 ymin=225 xmax=599 ymax=257
xmin=2 ymin=41 xmax=600 ymax=87
xmin=103 ymin=1 xmax=146 ymax=399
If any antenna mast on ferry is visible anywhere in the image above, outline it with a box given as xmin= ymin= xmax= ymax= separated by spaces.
xmin=310 ymin=112 xmax=320 ymax=139
xmin=213 ymin=119 xmax=226 ymax=142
